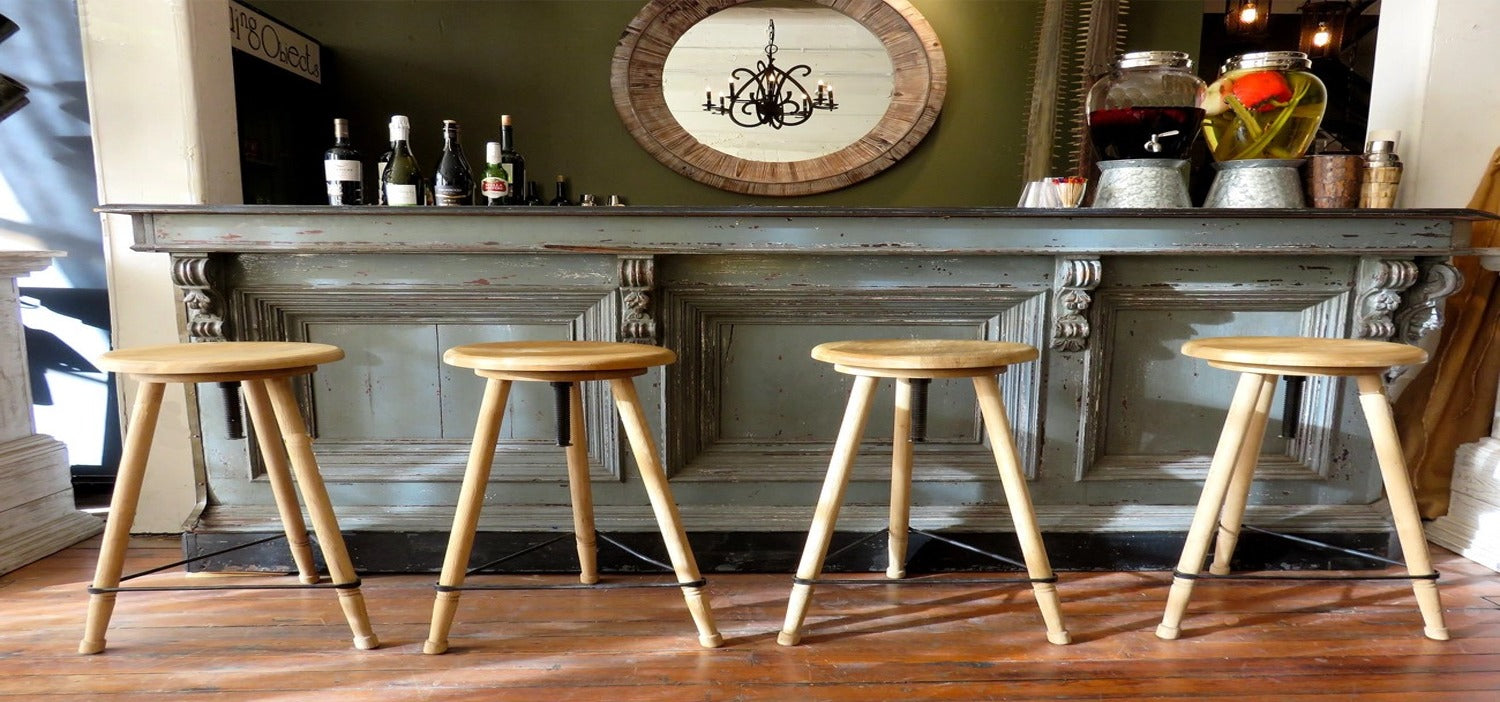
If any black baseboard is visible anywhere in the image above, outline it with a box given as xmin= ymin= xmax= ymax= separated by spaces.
xmin=182 ymin=529 xmax=1401 ymax=575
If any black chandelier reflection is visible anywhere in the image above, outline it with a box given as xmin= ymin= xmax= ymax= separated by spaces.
xmin=701 ymin=19 xmax=837 ymax=129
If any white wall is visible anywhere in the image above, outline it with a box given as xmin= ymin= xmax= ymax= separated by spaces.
xmin=1368 ymin=0 xmax=1500 ymax=207
xmin=78 ymin=0 xmax=239 ymax=532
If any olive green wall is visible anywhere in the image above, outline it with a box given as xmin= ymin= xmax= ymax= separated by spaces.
xmin=1124 ymin=0 xmax=1204 ymax=57
xmin=257 ymin=0 xmax=1201 ymax=206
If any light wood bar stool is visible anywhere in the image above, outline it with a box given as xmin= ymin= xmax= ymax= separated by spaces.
xmin=1157 ymin=336 xmax=1448 ymax=641
xmin=424 ymin=340 xmax=721 ymax=654
xmin=82 ymin=342 xmax=378 ymax=654
xmin=779 ymin=339 xmax=1070 ymax=646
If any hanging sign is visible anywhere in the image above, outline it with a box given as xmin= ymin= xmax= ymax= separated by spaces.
xmin=228 ymin=1 xmax=321 ymax=84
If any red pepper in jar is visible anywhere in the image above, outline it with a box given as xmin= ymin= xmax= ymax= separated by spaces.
xmin=1227 ymin=71 xmax=1293 ymax=111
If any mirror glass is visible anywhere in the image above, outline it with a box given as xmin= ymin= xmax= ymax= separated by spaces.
xmin=613 ymin=0 xmax=946 ymax=196
xmin=662 ymin=1 xmax=894 ymax=161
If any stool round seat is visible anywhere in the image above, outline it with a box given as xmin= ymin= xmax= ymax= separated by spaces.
xmin=1157 ymin=334 xmax=1448 ymax=642
xmin=443 ymin=341 xmax=676 ymax=372
xmin=780 ymin=337 xmax=1069 ymax=647
xmin=78 ymin=341 xmax=375 ymax=654
xmin=97 ymin=341 xmax=344 ymax=375
xmin=1181 ymin=336 xmax=1427 ymax=370
xmin=811 ymin=339 xmax=1039 ymax=371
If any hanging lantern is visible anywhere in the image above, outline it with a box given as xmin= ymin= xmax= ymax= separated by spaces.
xmin=1298 ymin=1 xmax=1350 ymax=59
xmin=1224 ymin=0 xmax=1273 ymax=36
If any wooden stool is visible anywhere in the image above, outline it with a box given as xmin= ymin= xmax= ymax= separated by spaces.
xmin=1157 ymin=336 xmax=1448 ymax=641
xmin=82 ymin=342 xmax=378 ymax=654
xmin=423 ymin=341 xmax=722 ymax=654
xmin=778 ymin=339 xmax=1071 ymax=646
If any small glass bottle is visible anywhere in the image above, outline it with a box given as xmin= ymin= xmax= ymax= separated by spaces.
xmin=480 ymin=141 xmax=509 ymax=206
xmin=548 ymin=175 xmax=573 ymax=206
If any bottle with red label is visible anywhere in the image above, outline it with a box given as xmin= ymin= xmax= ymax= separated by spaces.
xmin=480 ymin=141 xmax=509 ymax=205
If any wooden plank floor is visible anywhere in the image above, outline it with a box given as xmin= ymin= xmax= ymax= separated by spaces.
xmin=2 ymin=537 xmax=1498 ymax=700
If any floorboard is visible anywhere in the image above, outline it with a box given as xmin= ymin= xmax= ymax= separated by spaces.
xmin=1 ymin=536 xmax=1497 ymax=700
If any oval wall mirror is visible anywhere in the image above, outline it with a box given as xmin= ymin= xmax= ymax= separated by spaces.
xmin=612 ymin=0 xmax=947 ymax=197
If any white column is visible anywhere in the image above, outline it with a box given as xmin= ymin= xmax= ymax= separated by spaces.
xmin=77 ymin=0 xmax=240 ymax=532
xmin=0 ymin=251 xmax=102 ymax=574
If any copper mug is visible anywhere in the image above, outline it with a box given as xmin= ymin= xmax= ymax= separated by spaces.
xmin=1303 ymin=154 xmax=1363 ymax=208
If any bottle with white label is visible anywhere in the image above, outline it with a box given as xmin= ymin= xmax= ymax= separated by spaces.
xmin=480 ymin=141 xmax=509 ymax=206
xmin=376 ymin=116 xmax=400 ymax=205
xmin=323 ymin=118 xmax=363 ymax=206
xmin=381 ymin=115 xmax=423 ymax=206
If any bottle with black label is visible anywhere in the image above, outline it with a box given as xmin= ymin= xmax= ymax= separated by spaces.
xmin=382 ymin=115 xmax=423 ymax=206
xmin=498 ymin=114 xmax=526 ymax=204
xmin=548 ymin=175 xmax=573 ymax=206
xmin=432 ymin=119 xmax=474 ymax=206
xmin=376 ymin=115 xmax=404 ymax=206
xmin=480 ymin=141 xmax=509 ymax=206
xmin=323 ymin=118 xmax=363 ymax=205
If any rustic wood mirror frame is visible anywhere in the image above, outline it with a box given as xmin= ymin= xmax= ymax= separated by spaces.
xmin=611 ymin=0 xmax=947 ymax=197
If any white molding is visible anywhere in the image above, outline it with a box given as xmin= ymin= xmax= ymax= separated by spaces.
xmin=1428 ymin=437 xmax=1500 ymax=573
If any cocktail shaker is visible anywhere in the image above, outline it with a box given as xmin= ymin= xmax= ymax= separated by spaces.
xmin=1359 ymin=140 xmax=1402 ymax=208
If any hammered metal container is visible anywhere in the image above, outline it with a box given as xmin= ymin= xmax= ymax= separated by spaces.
xmin=1203 ymin=158 xmax=1305 ymax=208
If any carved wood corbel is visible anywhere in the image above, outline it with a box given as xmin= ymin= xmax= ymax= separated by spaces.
xmin=170 ymin=253 xmax=230 ymax=342
xmin=1393 ymin=258 xmax=1464 ymax=346
xmin=1354 ymin=258 xmax=1420 ymax=341
xmin=619 ymin=255 xmax=657 ymax=344
xmin=1051 ymin=257 xmax=1102 ymax=351
xmin=169 ymin=253 xmax=245 ymax=438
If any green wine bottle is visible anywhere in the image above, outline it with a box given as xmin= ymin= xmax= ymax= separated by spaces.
xmin=480 ymin=141 xmax=509 ymax=206
xmin=382 ymin=115 xmax=424 ymax=206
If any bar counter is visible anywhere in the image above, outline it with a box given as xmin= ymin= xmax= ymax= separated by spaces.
xmin=101 ymin=205 xmax=1486 ymax=572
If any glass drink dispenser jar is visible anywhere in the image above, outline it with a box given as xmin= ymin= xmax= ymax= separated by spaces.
xmin=1202 ymin=51 xmax=1327 ymax=161
xmin=1086 ymin=51 xmax=1207 ymax=161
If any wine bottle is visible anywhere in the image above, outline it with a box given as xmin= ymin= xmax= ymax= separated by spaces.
xmin=498 ymin=114 xmax=526 ymax=205
xmin=480 ymin=141 xmax=510 ymax=206
xmin=382 ymin=115 xmax=424 ymax=206
xmin=323 ymin=118 xmax=363 ymax=206
xmin=524 ymin=180 xmax=542 ymax=206
xmin=376 ymin=115 xmax=404 ymax=206
xmin=432 ymin=119 xmax=474 ymax=206
xmin=548 ymin=175 xmax=573 ymax=206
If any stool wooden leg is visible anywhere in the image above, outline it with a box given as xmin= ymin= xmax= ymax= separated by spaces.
xmin=1158 ymin=372 xmax=1268 ymax=640
xmin=262 ymin=377 xmax=379 ymax=651
xmin=973 ymin=375 xmax=1070 ymax=645
xmin=887 ymin=378 xmax=915 ymax=579
xmin=425 ymin=377 xmax=511 ymax=655
xmin=79 ymin=381 xmax=164 ymax=654
xmin=610 ymin=377 xmax=723 ymax=648
xmin=1356 ymin=374 xmax=1449 ymax=641
xmin=779 ymin=374 xmax=879 ymax=647
xmin=241 ymin=381 xmax=320 ymax=585
xmin=1210 ymin=374 xmax=1278 ymax=576
xmin=563 ymin=382 xmax=599 ymax=585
